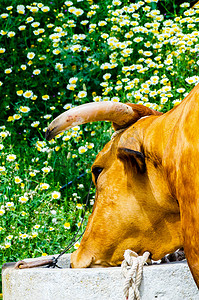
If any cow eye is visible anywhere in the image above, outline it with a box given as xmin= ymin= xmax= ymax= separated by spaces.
xmin=92 ymin=167 xmax=103 ymax=184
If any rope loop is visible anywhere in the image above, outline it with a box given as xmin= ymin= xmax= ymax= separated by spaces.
xmin=121 ymin=250 xmax=150 ymax=300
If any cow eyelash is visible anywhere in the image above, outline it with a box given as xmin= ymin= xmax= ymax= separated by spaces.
xmin=92 ymin=167 xmax=103 ymax=184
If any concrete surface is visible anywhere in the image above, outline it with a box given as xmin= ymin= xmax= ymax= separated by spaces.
xmin=2 ymin=254 xmax=199 ymax=300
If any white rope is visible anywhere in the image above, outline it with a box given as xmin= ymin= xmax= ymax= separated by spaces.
xmin=121 ymin=250 xmax=150 ymax=300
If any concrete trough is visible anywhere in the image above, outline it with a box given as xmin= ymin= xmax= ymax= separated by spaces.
xmin=2 ymin=254 xmax=199 ymax=300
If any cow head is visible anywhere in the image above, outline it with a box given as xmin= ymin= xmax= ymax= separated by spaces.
xmin=46 ymin=102 xmax=182 ymax=268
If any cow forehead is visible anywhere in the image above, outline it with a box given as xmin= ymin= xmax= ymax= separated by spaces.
xmin=93 ymin=126 xmax=139 ymax=168
xmin=117 ymin=126 xmax=140 ymax=151
xmin=117 ymin=115 xmax=156 ymax=151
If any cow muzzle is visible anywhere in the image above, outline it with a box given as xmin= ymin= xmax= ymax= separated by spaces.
xmin=70 ymin=249 xmax=94 ymax=268
xmin=70 ymin=247 xmax=122 ymax=268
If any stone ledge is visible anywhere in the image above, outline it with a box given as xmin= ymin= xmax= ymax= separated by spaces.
xmin=2 ymin=254 xmax=199 ymax=300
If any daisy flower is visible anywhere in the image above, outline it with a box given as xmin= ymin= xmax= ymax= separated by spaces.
xmin=5 ymin=242 xmax=11 ymax=248
xmin=74 ymin=241 xmax=80 ymax=249
xmin=77 ymin=91 xmax=87 ymax=98
xmin=14 ymin=176 xmax=22 ymax=184
xmin=33 ymin=224 xmax=40 ymax=229
xmin=0 ymin=131 xmax=8 ymax=138
xmin=41 ymin=167 xmax=51 ymax=173
xmin=6 ymin=234 xmax=13 ymax=240
xmin=5 ymin=68 xmax=12 ymax=74
xmin=40 ymin=183 xmax=50 ymax=190
xmin=69 ymin=77 xmax=78 ymax=84
xmin=17 ymin=5 xmax=25 ymax=14
xmin=5 ymin=202 xmax=14 ymax=208
xmin=33 ymin=69 xmax=41 ymax=75
xmin=76 ymin=203 xmax=83 ymax=209
xmin=52 ymin=191 xmax=61 ymax=199
xmin=19 ymin=106 xmax=30 ymax=113
xmin=31 ymin=121 xmax=40 ymax=127
xmin=41 ymin=6 xmax=50 ymax=12
xmin=19 ymin=196 xmax=28 ymax=204
xmin=67 ymin=84 xmax=76 ymax=90
xmin=7 ymin=31 xmax=15 ymax=38
xmin=42 ymin=95 xmax=49 ymax=100
xmin=0 ymin=207 xmax=5 ymax=216
xmin=23 ymin=90 xmax=33 ymax=98
xmin=53 ymin=49 xmax=61 ymax=55
xmin=6 ymin=154 xmax=16 ymax=161
xmin=27 ymin=52 xmax=35 ymax=59
xmin=177 ymin=88 xmax=185 ymax=93
xmin=78 ymin=146 xmax=87 ymax=154
xmin=64 ymin=222 xmax=70 ymax=229
xmin=30 ymin=7 xmax=39 ymax=13
xmin=13 ymin=114 xmax=21 ymax=120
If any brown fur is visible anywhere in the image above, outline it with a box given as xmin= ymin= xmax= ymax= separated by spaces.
xmin=70 ymin=84 xmax=199 ymax=288
xmin=46 ymin=84 xmax=199 ymax=288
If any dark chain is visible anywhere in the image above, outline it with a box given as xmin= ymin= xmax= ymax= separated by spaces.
xmin=50 ymin=181 xmax=93 ymax=268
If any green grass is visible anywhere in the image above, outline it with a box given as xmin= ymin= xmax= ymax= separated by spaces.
xmin=0 ymin=0 xmax=199 ymax=293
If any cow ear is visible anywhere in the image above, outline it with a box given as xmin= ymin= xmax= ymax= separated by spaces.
xmin=112 ymin=103 xmax=162 ymax=130
xmin=118 ymin=147 xmax=146 ymax=173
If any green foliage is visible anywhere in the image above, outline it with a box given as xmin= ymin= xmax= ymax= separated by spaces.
xmin=157 ymin=0 xmax=199 ymax=17
xmin=0 ymin=0 xmax=199 ymax=290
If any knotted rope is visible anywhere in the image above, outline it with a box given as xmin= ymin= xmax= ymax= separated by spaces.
xmin=121 ymin=250 xmax=150 ymax=300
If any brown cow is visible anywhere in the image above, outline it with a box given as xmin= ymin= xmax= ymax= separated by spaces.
xmin=46 ymin=83 xmax=199 ymax=288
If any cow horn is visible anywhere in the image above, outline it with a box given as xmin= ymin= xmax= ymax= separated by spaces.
xmin=45 ymin=102 xmax=161 ymax=141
